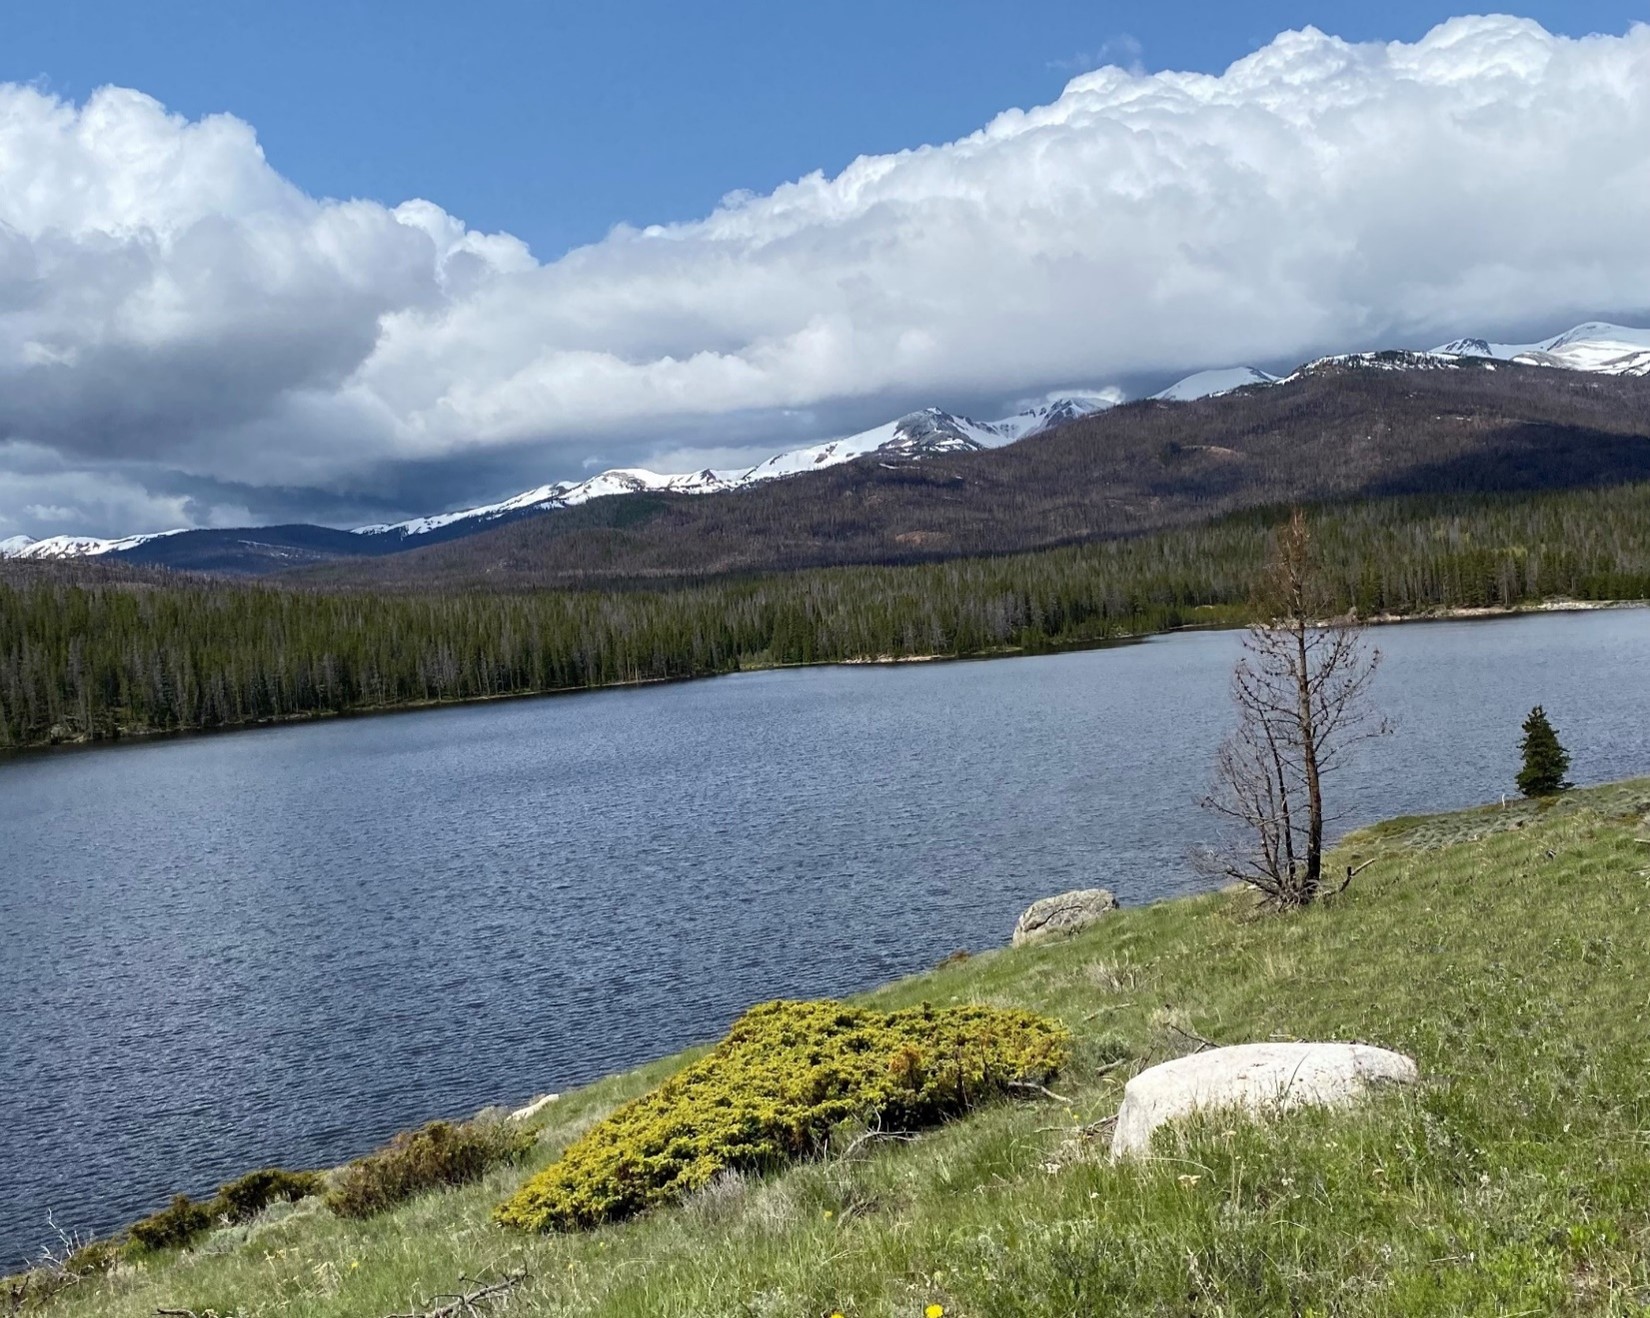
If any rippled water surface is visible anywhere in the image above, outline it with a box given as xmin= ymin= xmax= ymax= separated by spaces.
xmin=3 ymin=609 xmax=1649 ymax=1263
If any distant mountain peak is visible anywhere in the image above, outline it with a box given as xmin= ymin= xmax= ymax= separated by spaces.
xmin=1153 ymin=366 xmax=1278 ymax=402
xmin=347 ymin=394 xmax=1114 ymax=545
xmin=1 ymin=529 xmax=187 ymax=561
xmin=1434 ymin=337 xmax=1494 ymax=357
xmin=1429 ymin=322 xmax=1650 ymax=377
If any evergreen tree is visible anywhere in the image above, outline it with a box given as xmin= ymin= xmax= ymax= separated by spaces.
xmin=1516 ymin=706 xmax=1571 ymax=797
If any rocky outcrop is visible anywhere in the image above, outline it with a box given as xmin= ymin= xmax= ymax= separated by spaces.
xmin=1011 ymin=889 xmax=1119 ymax=946
xmin=1110 ymin=1041 xmax=1418 ymax=1158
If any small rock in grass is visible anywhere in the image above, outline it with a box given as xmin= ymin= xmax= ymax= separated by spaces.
xmin=1012 ymin=889 xmax=1119 ymax=946
xmin=1110 ymin=1041 xmax=1418 ymax=1159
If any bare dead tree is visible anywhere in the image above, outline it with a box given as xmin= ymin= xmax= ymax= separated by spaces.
xmin=1200 ymin=510 xmax=1387 ymax=908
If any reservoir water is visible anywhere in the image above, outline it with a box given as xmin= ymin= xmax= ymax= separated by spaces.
xmin=3 ymin=609 xmax=1649 ymax=1264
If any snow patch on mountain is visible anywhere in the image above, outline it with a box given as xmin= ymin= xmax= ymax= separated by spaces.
xmin=358 ymin=398 xmax=1114 ymax=542
xmin=1 ymin=529 xmax=187 ymax=560
xmin=353 ymin=468 xmax=743 ymax=537
xmin=738 ymin=408 xmax=1002 ymax=483
xmin=1154 ymin=367 xmax=1278 ymax=401
xmin=1160 ymin=322 xmax=1650 ymax=407
xmin=1282 ymin=349 xmax=1486 ymax=382
xmin=1431 ymin=322 xmax=1650 ymax=377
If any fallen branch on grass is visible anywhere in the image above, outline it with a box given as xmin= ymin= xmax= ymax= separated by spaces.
xmin=1007 ymin=1080 xmax=1074 ymax=1103
xmin=1166 ymin=1023 xmax=1220 ymax=1053
xmin=382 ymin=1272 xmax=527 ymax=1318
xmin=837 ymin=1125 xmax=919 ymax=1162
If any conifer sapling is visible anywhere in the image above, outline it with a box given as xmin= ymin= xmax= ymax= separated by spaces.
xmin=1516 ymin=705 xmax=1571 ymax=797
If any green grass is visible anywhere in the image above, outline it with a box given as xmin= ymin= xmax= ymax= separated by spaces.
xmin=22 ymin=780 xmax=1650 ymax=1316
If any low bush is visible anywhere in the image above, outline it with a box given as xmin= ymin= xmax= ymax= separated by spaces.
xmin=127 ymin=1194 xmax=216 ymax=1253
xmin=214 ymin=1167 xmax=325 ymax=1222
xmin=120 ymin=1165 xmax=324 ymax=1258
xmin=325 ymin=1116 xmax=534 ymax=1220
xmin=495 ymin=998 xmax=1071 ymax=1233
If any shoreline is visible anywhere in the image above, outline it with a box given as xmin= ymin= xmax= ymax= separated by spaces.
xmin=1360 ymin=597 xmax=1648 ymax=626
xmin=3 ymin=597 xmax=1642 ymax=759
xmin=14 ymin=774 xmax=1649 ymax=1284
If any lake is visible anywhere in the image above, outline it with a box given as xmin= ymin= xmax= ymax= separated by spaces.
xmin=3 ymin=608 xmax=1648 ymax=1264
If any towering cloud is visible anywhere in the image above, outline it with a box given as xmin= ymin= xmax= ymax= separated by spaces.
xmin=2 ymin=15 xmax=1648 ymax=536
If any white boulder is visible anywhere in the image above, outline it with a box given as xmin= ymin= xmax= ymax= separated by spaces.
xmin=1110 ymin=1041 xmax=1418 ymax=1159
xmin=1012 ymin=888 xmax=1119 ymax=946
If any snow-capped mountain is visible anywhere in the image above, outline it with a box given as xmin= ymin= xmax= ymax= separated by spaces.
xmin=1431 ymin=322 xmax=1650 ymax=377
xmin=1 ymin=529 xmax=187 ymax=561
xmin=1146 ymin=322 xmax=1650 ymax=410
xmin=7 ymin=320 xmax=1648 ymax=561
xmin=351 ymin=468 xmax=740 ymax=539
xmin=1153 ymin=366 xmax=1279 ymax=401
xmin=356 ymin=399 xmax=1112 ymax=543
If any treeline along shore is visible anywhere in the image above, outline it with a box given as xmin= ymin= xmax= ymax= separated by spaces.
xmin=5 ymin=482 xmax=1650 ymax=750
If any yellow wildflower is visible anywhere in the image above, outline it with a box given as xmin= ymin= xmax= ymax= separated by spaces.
xmin=926 ymin=1306 xmax=945 ymax=1318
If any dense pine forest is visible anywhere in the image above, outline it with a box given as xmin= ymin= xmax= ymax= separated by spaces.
xmin=6 ymin=482 xmax=1650 ymax=749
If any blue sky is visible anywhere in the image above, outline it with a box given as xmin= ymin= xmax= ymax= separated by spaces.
xmin=5 ymin=1 xmax=1642 ymax=262
xmin=1 ymin=5 xmax=1648 ymax=537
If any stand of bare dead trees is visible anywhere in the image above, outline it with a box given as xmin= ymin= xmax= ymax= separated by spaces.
xmin=1200 ymin=510 xmax=1389 ymax=909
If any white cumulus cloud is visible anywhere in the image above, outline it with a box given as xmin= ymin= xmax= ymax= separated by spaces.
xmin=2 ymin=14 xmax=1649 ymax=536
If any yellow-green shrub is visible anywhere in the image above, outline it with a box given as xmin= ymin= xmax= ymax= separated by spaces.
xmin=495 ymin=999 xmax=1070 ymax=1233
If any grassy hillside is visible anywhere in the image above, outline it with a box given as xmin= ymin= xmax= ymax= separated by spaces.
xmin=20 ymin=780 xmax=1650 ymax=1315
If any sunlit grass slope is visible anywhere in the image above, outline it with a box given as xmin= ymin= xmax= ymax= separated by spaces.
xmin=29 ymin=780 xmax=1650 ymax=1316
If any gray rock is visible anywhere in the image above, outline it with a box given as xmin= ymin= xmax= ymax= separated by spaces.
xmin=1011 ymin=888 xmax=1119 ymax=946
xmin=1111 ymin=1041 xmax=1418 ymax=1159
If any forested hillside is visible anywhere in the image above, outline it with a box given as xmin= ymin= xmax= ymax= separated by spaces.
xmin=6 ymin=482 xmax=1650 ymax=749
xmin=295 ymin=359 xmax=1650 ymax=589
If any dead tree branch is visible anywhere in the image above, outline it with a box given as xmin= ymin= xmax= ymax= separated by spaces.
xmin=1166 ymin=1023 xmax=1221 ymax=1053
xmin=836 ymin=1123 xmax=918 ymax=1162
xmin=1006 ymin=1080 xmax=1073 ymax=1103
xmin=1331 ymin=855 xmax=1382 ymax=898
xmin=382 ymin=1272 xmax=527 ymax=1318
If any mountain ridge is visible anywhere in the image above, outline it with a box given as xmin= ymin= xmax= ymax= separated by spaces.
xmin=6 ymin=320 xmax=1647 ymax=569
xmin=288 ymin=354 xmax=1650 ymax=592
xmin=3 ymin=399 xmax=1114 ymax=563
xmin=350 ymin=400 xmax=1113 ymax=544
